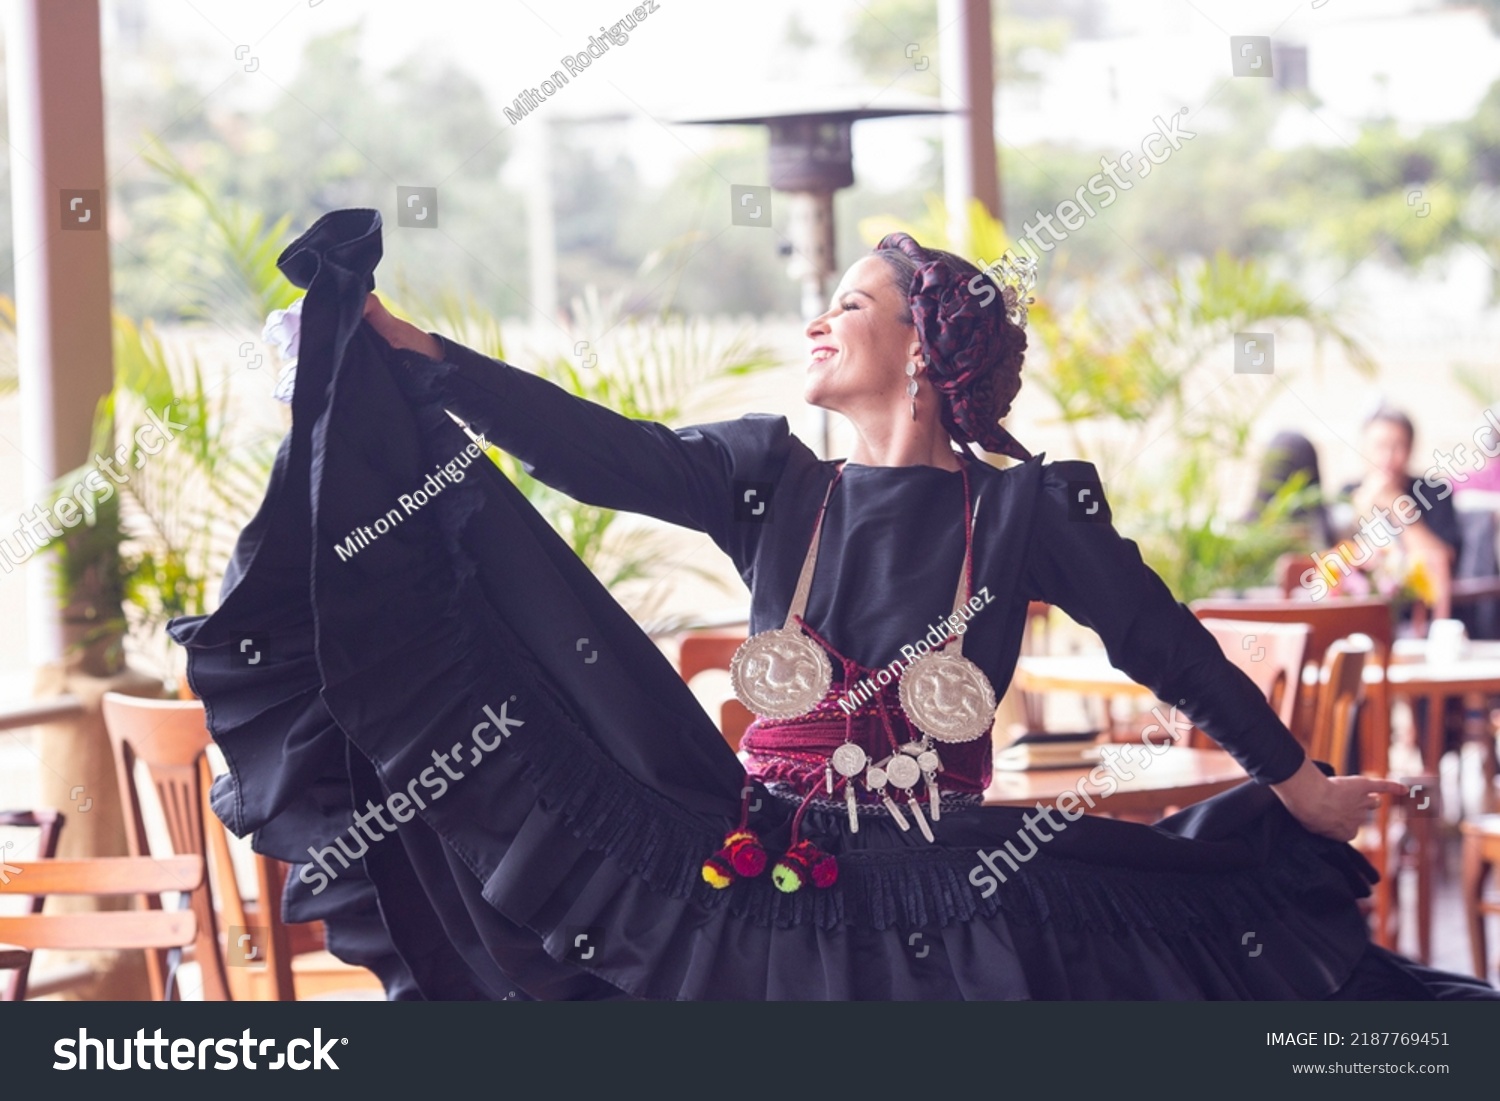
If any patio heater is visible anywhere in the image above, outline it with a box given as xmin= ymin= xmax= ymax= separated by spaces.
xmin=677 ymin=99 xmax=947 ymax=456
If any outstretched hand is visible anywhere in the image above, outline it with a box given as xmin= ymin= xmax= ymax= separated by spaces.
xmin=363 ymin=293 xmax=443 ymax=362
xmin=1270 ymin=756 xmax=1407 ymax=842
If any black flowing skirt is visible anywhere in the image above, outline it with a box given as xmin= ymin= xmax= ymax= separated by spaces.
xmin=169 ymin=209 xmax=1496 ymax=1001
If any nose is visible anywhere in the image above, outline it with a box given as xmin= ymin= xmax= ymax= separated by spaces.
xmin=805 ymin=308 xmax=832 ymax=341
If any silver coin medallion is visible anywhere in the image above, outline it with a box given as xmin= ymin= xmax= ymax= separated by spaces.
xmin=729 ymin=627 xmax=832 ymax=719
xmin=886 ymin=753 xmax=921 ymax=790
xmin=898 ymin=649 xmax=998 ymax=743
xmin=831 ymin=743 xmax=869 ymax=778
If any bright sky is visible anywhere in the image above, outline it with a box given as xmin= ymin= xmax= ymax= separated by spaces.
xmin=112 ymin=0 xmax=932 ymax=188
xmin=101 ymin=0 xmax=1495 ymax=199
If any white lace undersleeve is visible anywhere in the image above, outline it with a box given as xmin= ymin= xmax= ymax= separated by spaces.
xmin=261 ymin=296 xmax=304 ymax=405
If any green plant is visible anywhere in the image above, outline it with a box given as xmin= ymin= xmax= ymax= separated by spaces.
xmin=141 ymin=138 xmax=302 ymax=327
xmin=47 ymin=486 xmax=128 ymax=676
xmin=42 ymin=143 xmax=294 ymax=684
xmin=398 ymin=275 xmax=780 ymax=626
xmin=48 ymin=313 xmax=281 ymax=682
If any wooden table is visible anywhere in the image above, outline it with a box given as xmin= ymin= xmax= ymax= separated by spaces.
xmin=1013 ymin=653 xmax=1150 ymax=700
xmin=1019 ymin=645 xmax=1500 ymax=777
xmin=1377 ymin=638 xmax=1500 ymax=963
xmin=1382 ymin=638 xmax=1500 ymax=771
xmin=983 ymin=746 xmax=1247 ymax=817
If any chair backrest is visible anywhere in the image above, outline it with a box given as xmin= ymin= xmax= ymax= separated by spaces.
xmin=1307 ymin=635 xmax=1373 ymax=772
xmin=1189 ymin=597 xmax=1394 ymax=761
xmin=0 ymin=809 xmax=65 ymax=1000
xmin=0 ymin=856 xmax=202 ymax=1000
xmin=1196 ymin=618 xmax=1309 ymax=732
xmin=1015 ymin=603 xmax=1055 ymax=732
xmin=678 ymin=631 xmax=747 ymax=684
xmin=1190 ymin=596 xmax=1393 ymax=669
xmin=677 ymin=631 xmax=755 ymax=752
xmin=100 ymin=694 xmax=305 ymax=1001
xmin=101 ymin=693 xmax=230 ymax=1001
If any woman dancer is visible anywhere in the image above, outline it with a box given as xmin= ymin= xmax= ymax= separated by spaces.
xmin=172 ymin=209 xmax=1495 ymax=999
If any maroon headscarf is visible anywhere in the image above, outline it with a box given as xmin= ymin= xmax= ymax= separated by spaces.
xmin=875 ymin=232 xmax=1032 ymax=463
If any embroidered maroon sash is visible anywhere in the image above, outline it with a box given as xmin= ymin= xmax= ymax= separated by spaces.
xmin=740 ymin=678 xmax=991 ymax=798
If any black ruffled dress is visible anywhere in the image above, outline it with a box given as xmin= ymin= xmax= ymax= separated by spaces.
xmin=169 ymin=209 xmax=1497 ymax=1001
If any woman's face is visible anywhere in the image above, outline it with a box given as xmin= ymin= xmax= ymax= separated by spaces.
xmin=803 ymin=256 xmax=918 ymax=413
xmin=1363 ymin=419 xmax=1412 ymax=482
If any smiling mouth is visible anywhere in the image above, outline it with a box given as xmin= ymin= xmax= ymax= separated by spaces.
xmin=810 ymin=347 xmax=836 ymax=364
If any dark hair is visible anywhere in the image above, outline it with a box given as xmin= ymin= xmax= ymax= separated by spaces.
xmin=871 ymin=233 xmax=1031 ymax=462
xmin=872 ymin=247 xmax=919 ymax=326
xmin=1363 ymin=403 xmax=1415 ymax=446
xmin=1248 ymin=430 xmax=1332 ymax=547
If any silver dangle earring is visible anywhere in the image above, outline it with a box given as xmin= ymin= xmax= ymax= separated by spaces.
xmin=906 ymin=361 xmax=919 ymax=420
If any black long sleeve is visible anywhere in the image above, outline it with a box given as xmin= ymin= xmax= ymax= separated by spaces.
xmin=1021 ymin=459 xmax=1307 ymax=785
xmin=417 ymin=333 xmax=796 ymax=576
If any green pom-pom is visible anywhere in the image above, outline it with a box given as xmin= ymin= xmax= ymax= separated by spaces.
xmin=771 ymin=863 xmax=804 ymax=893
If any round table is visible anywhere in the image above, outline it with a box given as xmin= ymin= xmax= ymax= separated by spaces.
xmin=1012 ymin=653 xmax=1149 ymax=699
xmin=983 ymin=746 xmax=1247 ymax=817
xmin=1381 ymin=638 xmax=1500 ymax=771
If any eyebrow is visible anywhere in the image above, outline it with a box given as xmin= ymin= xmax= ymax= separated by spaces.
xmin=834 ymin=288 xmax=876 ymax=305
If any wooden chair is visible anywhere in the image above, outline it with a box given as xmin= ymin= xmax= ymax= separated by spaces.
xmin=101 ymin=694 xmax=230 ymax=1000
xmin=1188 ymin=597 xmax=1395 ymax=766
xmin=1274 ymin=552 xmax=1316 ymax=600
xmin=677 ymin=630 xmax=755 ymax=752
xmin=1303 ymin=633 xmax=1405 ymax=948
xmin=0 ymin=809 xmax=63 ymax=1000
xmin=0 ymin=945 xmax=30 ymax=989
xmin=1307 ymin=635 xmax=1372 ymax=772
xmin=0 ymin=856 xmax=202 ymax=1001
xmin=1193 ymin=619 xmax=1309 ymax=746
xmin=1461 ymin=815 xmax=1500 ymax=981
xmin=101 ymin=693 xmax=380 ymax=1000
xmin=1191 ymin=598 xmax=1439 ymax=955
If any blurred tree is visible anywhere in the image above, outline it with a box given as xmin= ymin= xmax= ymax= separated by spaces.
xmin=107 ymin=22 xmax=526 ymax=320
xmin=1448 ymin=0 xmax=1500 ymax=34
xmin=551 ymin=127 xmax=649 ymax=312
xmin=610 ymin=136 xmax=801 ymax=319
xmin=843 ymin=0 xmax=1078 ymax=97
xmin=2 ymin=0 xmax=1495 ymax=329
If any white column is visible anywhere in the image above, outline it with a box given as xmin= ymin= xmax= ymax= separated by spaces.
xmin=523 ymin=116 xmax=559 ymax=330
xmin=5 ymin=0 xmax=116 ymax=665
xmin=939 ymin=0 xmax=1000 ymax=254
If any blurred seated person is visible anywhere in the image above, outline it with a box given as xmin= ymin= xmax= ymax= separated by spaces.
xmin=1331 ymin=404 xmax=1459 ymax=623
xmin=1247 ymin=430 xmax=1334 ymax=549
